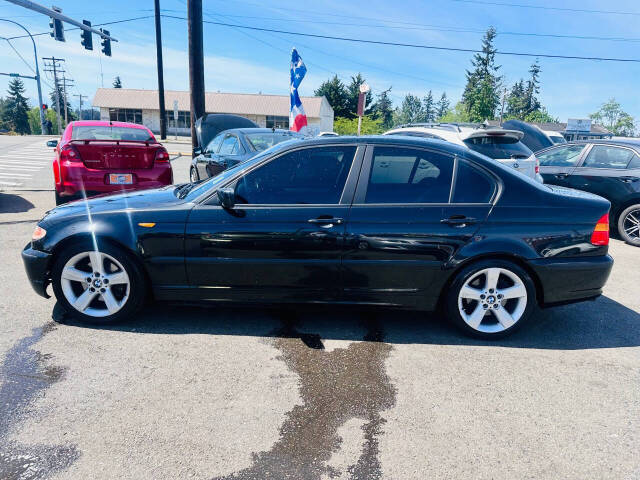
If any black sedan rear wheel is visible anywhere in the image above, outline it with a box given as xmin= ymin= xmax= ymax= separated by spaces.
xmin=51 ymin=240 xmax=146 ymax=324
xmin=618 ymin=204 xmax=640 ymax=246
xmin=445 ymin=259 xmax=536 ymax=339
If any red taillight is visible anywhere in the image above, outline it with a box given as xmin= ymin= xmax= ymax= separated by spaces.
xmin=155 ymin=148 xmax=170 ymax=163
xmin=535 ymin=156 xmax=540 ymax=174
xmin=59 ymin=144 xmax=82 ymax=163
xmin=590 ymin=213 xmax=609 ymax=246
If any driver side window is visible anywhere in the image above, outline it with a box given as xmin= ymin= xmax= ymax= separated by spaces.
xmin=206 ymin=134 xmax=224 ymax=154
xmin=234 ymin=146 xmax=357 ymax=205
xmin=538 ymin=144 xmax=585 ymax=167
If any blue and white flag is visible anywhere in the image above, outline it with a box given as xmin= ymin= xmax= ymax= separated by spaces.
xmin=289 ymin=48 xmax=308 ymax=133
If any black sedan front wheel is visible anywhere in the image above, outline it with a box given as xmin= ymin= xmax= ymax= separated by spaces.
xmin=190 ymin=166 xmax=200 ymax=183
xmin=618 ymin=204 xmax=640 ymax=246
xmin=445 ymin=260 xmax=536 ymax=338
xmin=51 ymin=241 xmax=146 ymax=324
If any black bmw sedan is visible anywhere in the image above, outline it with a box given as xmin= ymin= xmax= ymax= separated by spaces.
xmin=23 ymin=136 xmax=613 ymax=338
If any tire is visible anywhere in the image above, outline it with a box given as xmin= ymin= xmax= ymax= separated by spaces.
xmin=445 ymin=259 xmax=536 ymax=339
xmin=617 ymin=204 xmax=640 ymax=247
xmin=50 ymin=240 xmax=147 ymax=324
xmin=55 ymin=191 xmax=64 ymax=206
xmin=190 ymin=166 xmax=199 ymax=183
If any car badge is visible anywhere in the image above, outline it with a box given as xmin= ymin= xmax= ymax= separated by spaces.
xmin=513 ymin=162 xmax=520 ymax=169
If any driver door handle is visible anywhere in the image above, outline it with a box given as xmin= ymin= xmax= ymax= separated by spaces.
xmin=308 ymin=217 xmax=343 ymax=227
xmin=441 ymin=215 xmax=477 ymax=227
xmin=555 ymin=173 xmax=569 ymax=179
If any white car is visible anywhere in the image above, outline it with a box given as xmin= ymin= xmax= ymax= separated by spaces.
xmin=384 ymin=123 xmax=543 ymax=183
xmin=541 ymin=129 xmax=567 ymax=144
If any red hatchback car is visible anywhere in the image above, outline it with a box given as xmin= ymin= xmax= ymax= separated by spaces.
xmin=49 ymin=120 xmax=172 ymax=205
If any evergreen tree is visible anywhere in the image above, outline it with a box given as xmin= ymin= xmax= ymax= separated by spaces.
xmin=3 ymin=78 xmax=31 ymax=134
xmin=524 ymin=60 xmax=541 ymax=115
xmin=371 ymin=87 xmax=394 ymax=128
xmin=462 ymin=27 xmax=502 ymax=122
xmin=314 ymin=75 xmax=349 ymax=118
xmin=422 ymin=90 xmax=435 ymax=123
xmin=49 ymin=84 xmax=75 ymax=123
xmin=113 ymin=76 xmax=122 ymax=88
xmin=505 ymin=80 xmax=526 ymax=119
xmin=394 ymin=94 xmax=424 ymax=124
xmin=346 ymin=73 xmax=373 ymax=118
xmin=435 ymin=92 xmax=451 ymax=120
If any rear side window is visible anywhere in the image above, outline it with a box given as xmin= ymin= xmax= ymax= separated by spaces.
xmin=205 ymin=134 xmax=224 ymax=154
xmin=219 ymin=135 xmax=242 ymax=155
xmin=582 ymin=145 xmax=636 ymax=169
xmin=234 ymin=146 xmax=356 ymax=205
xmin=452 ymin=160 xmax=496 ymax=203
xmin=71 ymin=126 xmax=153 ymax=142
xmin=463 ymin=136 xmax=532 ymax=160
xmin=627 ymin=155 xmax=640 ymax=169
xmin=538 ymin=144 xmax=585 ymax=167
xmin=365 ymin=147 xmax=453 ymax=204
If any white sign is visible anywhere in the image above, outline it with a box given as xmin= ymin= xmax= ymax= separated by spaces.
xmin=566 ymin=118 xmax=591 ymax=132
xmin=359 ymin=83 xmax=370 ymax=93
xmin=173 ymin=100 xmax=179 ymax=121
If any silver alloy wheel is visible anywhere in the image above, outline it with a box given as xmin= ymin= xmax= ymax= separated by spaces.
xmin=622 ymin=208 xmax=640 ymax=241
xmin=457 ymin=267 xmax=527 ymax=334
xmin=190 ymin=168 xmax=198 ymax=183
xmin=60 ymin=251 xmax=130 ymax=318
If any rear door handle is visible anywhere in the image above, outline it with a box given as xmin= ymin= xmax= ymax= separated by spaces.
xmin=441 ymin=216 xmax=477 ymax=227
xmin=308 ymin=217 xmax=343 ymax=227
xmin=555 ymin=173 xmax=568 ymax=179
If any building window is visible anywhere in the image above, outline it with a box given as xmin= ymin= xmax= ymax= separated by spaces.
xmin=169 ymin=111 xmax=191 ymax=129
xmin=109 ymin=108 xmax=142 ymax=124
xmin=266 ymin=115 xmax=289 ymax=129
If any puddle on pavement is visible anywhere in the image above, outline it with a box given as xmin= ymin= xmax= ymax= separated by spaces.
xmin=214 ymin=311 xmax=396 ymax=480
xmin=0 ymin=321 xmax=79 ymax=479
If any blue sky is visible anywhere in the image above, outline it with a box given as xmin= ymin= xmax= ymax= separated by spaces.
xmin=1 ymin=0 xmax=639 ymax=124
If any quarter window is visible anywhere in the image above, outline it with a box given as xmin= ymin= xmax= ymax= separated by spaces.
xmin=538 ymin=144 xmax=585 ymax=167
xmin=365 ymin=147 xmax=453 ymax=204
xmin=219 ymin=135 xmax=242 ymax=155
xmin=627 ymin=155 xmax=640 ymax=169
xmin=206 ymin=134 xmax=225 ymax=154
xmin=234 ymin=146 xmax=356 ymax=205
xmin=583 ymin=145 xmax=636 ymax=169
xmin=452 ymin=160 xmax=495 ymax=203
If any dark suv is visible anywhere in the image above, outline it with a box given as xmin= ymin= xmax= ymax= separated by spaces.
xmin=538 ymin=140 xmax=640 ymax=246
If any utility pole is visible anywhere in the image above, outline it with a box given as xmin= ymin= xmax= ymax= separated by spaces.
xmin=74 ymin=93 xmax=86 ymax=120
xmin=42 ymin=56 xmax=64 ymax=134
xmin=188 ymin=0 xmax=205 ymax=150
xmin=155 ymin=0 xmax=167 ymax=139
xmin=61 ymin=76 xmax=74 ymax=124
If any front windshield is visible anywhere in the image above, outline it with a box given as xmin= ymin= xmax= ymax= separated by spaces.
xmin=464 ymin=136 xmax=533 ymax=159
xmin=245 ymin=132 xmax=301 ymax=151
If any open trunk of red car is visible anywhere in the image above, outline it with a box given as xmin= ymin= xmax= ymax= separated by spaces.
xmin=72 ymin=141 xmax=159 ymax=169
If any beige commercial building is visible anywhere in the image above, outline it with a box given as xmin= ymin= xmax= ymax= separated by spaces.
xmin=92 ymin=88 xmax=334 ymax=136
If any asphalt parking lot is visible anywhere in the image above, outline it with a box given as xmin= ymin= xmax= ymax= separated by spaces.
xmin=1 ymin=144 xmax=639 ymax=479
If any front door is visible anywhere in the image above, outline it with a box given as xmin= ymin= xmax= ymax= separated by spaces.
xmin=185 ymin=144 xmax=362 ymax=303
xmin=538 ymin=143 xmax=587 ymax=187
xmin=343 ymin=145 xmax=496 ymax=310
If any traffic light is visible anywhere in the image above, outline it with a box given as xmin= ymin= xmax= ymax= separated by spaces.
xmin=49 ymin=7 xmax=65 ymax=42
xmin=42 ymin=104 xmax=48 ymax=111
xmin=100 ymin=29 xmax=111 ymax=57
xmin=81 ymin=20 xmax=93 ymax=51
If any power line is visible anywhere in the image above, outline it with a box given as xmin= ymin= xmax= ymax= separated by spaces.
xmin=5 ymin=15 xmax=154 ymax=40
xmin=446 ymin=0 xmax=640 ymax=16
xmin=160 ymin=15 xmax=640 ymax=63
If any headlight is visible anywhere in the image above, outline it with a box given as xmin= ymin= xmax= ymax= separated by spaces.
xmin=32 ymin=226 xmax=47 ymax=241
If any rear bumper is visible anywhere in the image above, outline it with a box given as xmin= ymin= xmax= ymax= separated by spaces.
xmin=22 ymin=244 xmax=52 ymax=298
xmin=55 ymin=162 xmax=173 ymax=197
xmin=530 ymin=254 xmax=613 ymax=306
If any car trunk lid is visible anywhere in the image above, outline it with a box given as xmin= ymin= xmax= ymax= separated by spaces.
xmin=72 ymin=140 xmax=159 ymax=169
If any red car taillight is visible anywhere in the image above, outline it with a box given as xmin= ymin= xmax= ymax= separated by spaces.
xmin=535 ymin=157 xmax=540 ymax=174
xmin=155 ymin=148 xmax=170 ymax=163
xmin=590 ymin=213 xmax=610 ymax=246
xmin=59 ymin=144 xmax=82 ymax=163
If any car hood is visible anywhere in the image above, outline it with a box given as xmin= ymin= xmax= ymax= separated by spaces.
xmin=40 ymin=186 xmax=188 ymax=225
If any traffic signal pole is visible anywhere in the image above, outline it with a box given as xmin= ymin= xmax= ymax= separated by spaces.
xmin=188 ymin=0 xmax=205 ymax=150
xmin=0 ymin=19 xmax=46 ymax=134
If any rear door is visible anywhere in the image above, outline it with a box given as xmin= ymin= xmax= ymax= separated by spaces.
xmin=538 ymin=144 xmax=587 ymax=187
xmin=566 ymin=144 xmax=640 ymax=207
xmin=343 ymin=145 xmax=495 ymax=310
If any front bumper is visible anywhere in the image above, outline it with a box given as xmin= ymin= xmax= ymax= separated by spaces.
xmin=22 ymin=244 xmax=52 ymax=298
xmin=530 ymin=254 xmax=613 ymax=306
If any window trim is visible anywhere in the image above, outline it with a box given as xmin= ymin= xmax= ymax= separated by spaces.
xmin=197 ymin=143 xmax=365 ymax=207
xmin=576 ymin=143 xmax=640 ymax=170
xmin=353 ymin=144 xmax=500 ymax=206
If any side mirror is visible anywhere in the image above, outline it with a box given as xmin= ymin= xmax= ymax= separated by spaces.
xmin=193 ymin=147 xmax=202 ymax=156
xmin=46 ymin=140 xmax=58 ymax=148
xmin=217 ymin=187 xmax=236 ymax=209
